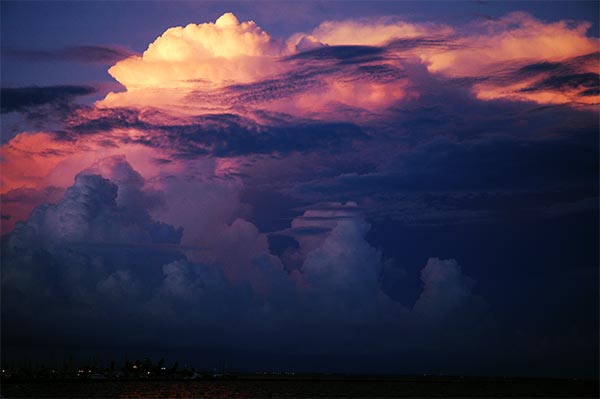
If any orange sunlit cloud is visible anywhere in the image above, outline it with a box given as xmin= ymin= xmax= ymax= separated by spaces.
xmin=0 ymin=130 xmax=190 ymax=234
xmin=100 ymin=12 xmax=599 ymax=115
xmin=421 ymin=12 xmax=598 ymax=76
xmin=108 ymin=12 xmax=287 ymax=91
xmin=2 ymin=11 xmax=598 ymax=234
xmin=100 ymin=13 xmax=415 ymax=114
xmin=305 ymin=12 xmax=599 ymax=105
xmin=309 ymin=18 xmax=453 ymax=46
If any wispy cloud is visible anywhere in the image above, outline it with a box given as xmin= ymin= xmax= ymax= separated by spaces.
xmin=6 ymin=45 xmax=136 ymax=64
xmin=1 ymin=85 xmax=96 ymax=113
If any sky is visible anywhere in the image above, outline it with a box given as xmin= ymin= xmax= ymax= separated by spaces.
xmin=1 ymin=1 xmax=598 ymax=378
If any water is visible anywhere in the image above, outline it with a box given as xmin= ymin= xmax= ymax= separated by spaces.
xmin=1 ymin=378 xmax=598 ymax=398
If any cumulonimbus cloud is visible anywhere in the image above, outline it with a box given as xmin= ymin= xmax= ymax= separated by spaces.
xmin=100 ymin=11 xmax=598 ymax=117
xmin=99 ymin=13 xmax=416 ymax=113
xmin=2 ymin=12 xmax=597 ymax=236
xmin=2 ymin=157 xmax=484 ymax=362
xmin=108 ymin=13 xmax=287 ymax=91
xmin=1 ymin=10 xmax=597 ymax=376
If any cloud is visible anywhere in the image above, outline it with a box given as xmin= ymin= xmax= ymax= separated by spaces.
xmin=3 ymin=47 xmax=595 ymax=235
xmin=108 ymin=13 xmax=286 ymax=91
xmin=1 ymin=86 xmax=97 ymax=143
xmin=156 ymin=260 xmax=241 ymax=308
xmin=285 ymin=202 xmax=362 ymax=254
xmin=280 ymin=203 xmax=482 ymax=322
xmin=1 ymin=132 xmax=79 ymax=196
xmin=1 ymin=10 xmax=597 ymax=377
xmin=413 ymin=258 xmax=476 ymax=320
xmin=95 ymin=10 xmax=598 ymax=125
xmin=287 ymin=45 xmax=385 ymax=62
xmin=5 ymin=45 xmax=136 ymax=64
xmin=0 ymin=129 xmax=186 ymax=234
xmin=297 ymin=204 xmax=383 ymax=315
xmin=2 ymin=159 xmax=182 ymax=309
xmin=1 ymin=85 xmax=96 ymax=114
xmin=81 ymin=155 xmax=163 ymax=213
xmin=99 ymin=13 xmax=414 ymax=114
xmin=67 ymin=107 xmax=368 ymax=156
xmin=421 ymin=12 xmax=598 ymax=77
xmin=1 ymin=162 xmax=189 ymax=351
xmin=144 ymin=162 xmax=289 ymax=295
xmin=62 ymin=11 xmax=594 ymax=125
xmin=471 ymin=53 xmax=599 ymax=105
xmin=308 ymin=17 xmax=453 ymax=46
xmin=2 ymin=162 xmax=485 ymax=364
xmin=286 ymin=127 xmax=598 ymax=225
xmin=0 ymin=185 xmax=65 ymax=232
xmin=8 ymin=172 xmax=181 ymax=248
xmin=302 ymin=12 xmax=599 ymax=105
xmin=520 ymin=73 xmax=598 ymax=94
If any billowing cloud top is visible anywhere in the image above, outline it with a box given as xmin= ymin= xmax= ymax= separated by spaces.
xmin=100 ymin=12 xmax=598 ymax=114
xmin=108 ymin=13 xmax=286 ymax=90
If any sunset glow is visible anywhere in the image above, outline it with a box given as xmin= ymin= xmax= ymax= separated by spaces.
xmin=1 ymin=2 xmax=598 ymax=382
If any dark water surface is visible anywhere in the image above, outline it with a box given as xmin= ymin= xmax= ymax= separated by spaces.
xmin=1 ymin=378 xmax=598 ymax=398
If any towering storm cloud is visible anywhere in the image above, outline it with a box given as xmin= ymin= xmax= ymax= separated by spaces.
xmin=1 ymin=7 xmax=598 ymax=377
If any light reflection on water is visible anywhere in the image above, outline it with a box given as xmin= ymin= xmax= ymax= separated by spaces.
xmin=2 ymin=378 xmax=599 ymax=398
xmin=2 ymin=380 xmax=406 ymax=398
xmin=115 ymin=380 xmax=353 ymax=398
xmin=117 ymin=381 xmax=239 ymax=398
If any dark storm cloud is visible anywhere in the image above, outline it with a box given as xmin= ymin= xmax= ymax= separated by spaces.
xmin=386 ymin=36 xmax=456 ymax=51
xmin=6 ymin=173 xmax=181 ymax=249
xmin=516 ymin=52 xmax=599 ymax=77
xmin=580 ymin=87 xmax=600 ymax=96
xmin=1 ymin=85 xmax=96 ymax=113
xmin=139 ymin=49 xmax=598 ymax=227
xmin=189 ymin=56 xmax=597 ymax=226
xmin=395 ymin=134 xmax=597 ymax=190
xmin=287 ymin=45 xmax=386 ymax=63
xmin=6 ymin=45 xmax=136 ymax=64
xmin=172 ymin=118 xmax=366 ymax=157
xmin=221 ymin=68 xmax=329 ymax=103
xmin=287 ymin=127 xmax=598 ymax=225
xmin=2 ymin=158 xmax=490 ymax=372
xmin=294 ymin=202 xmax=365 ymax=213
xmin=520 ymin=73 xmax=599 ymax=93
xmin=275 ymin=225 xmax=333 ymax=237
xmin=517 ymin=61 xmax=563 ymax=75
xmin=295 ymin=215 xmax=357 ymax=222
xmin=1 ymin=9 xmax=597 ymax=380
xmin=67 ymin=107 xmax=143 ymax=132
xmin=69 ymin=109 xmax=368 ymax=157
xmin=464 ymin=52 xmax=600 ymax=103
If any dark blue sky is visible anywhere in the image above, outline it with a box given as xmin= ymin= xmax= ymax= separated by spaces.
xmin=1 ymin=1 xmax=598 ymax=378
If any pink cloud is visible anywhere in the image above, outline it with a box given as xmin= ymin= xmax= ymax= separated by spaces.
xmin=308 ymin=17 xmax=453 ymax=46
xmin=2 ymin=11 xmax=597 ymax=235
xmin=303 ymin=12 xmax=598 ymax=105
xmin=108 ymin=13 xmax=287 ymax=91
